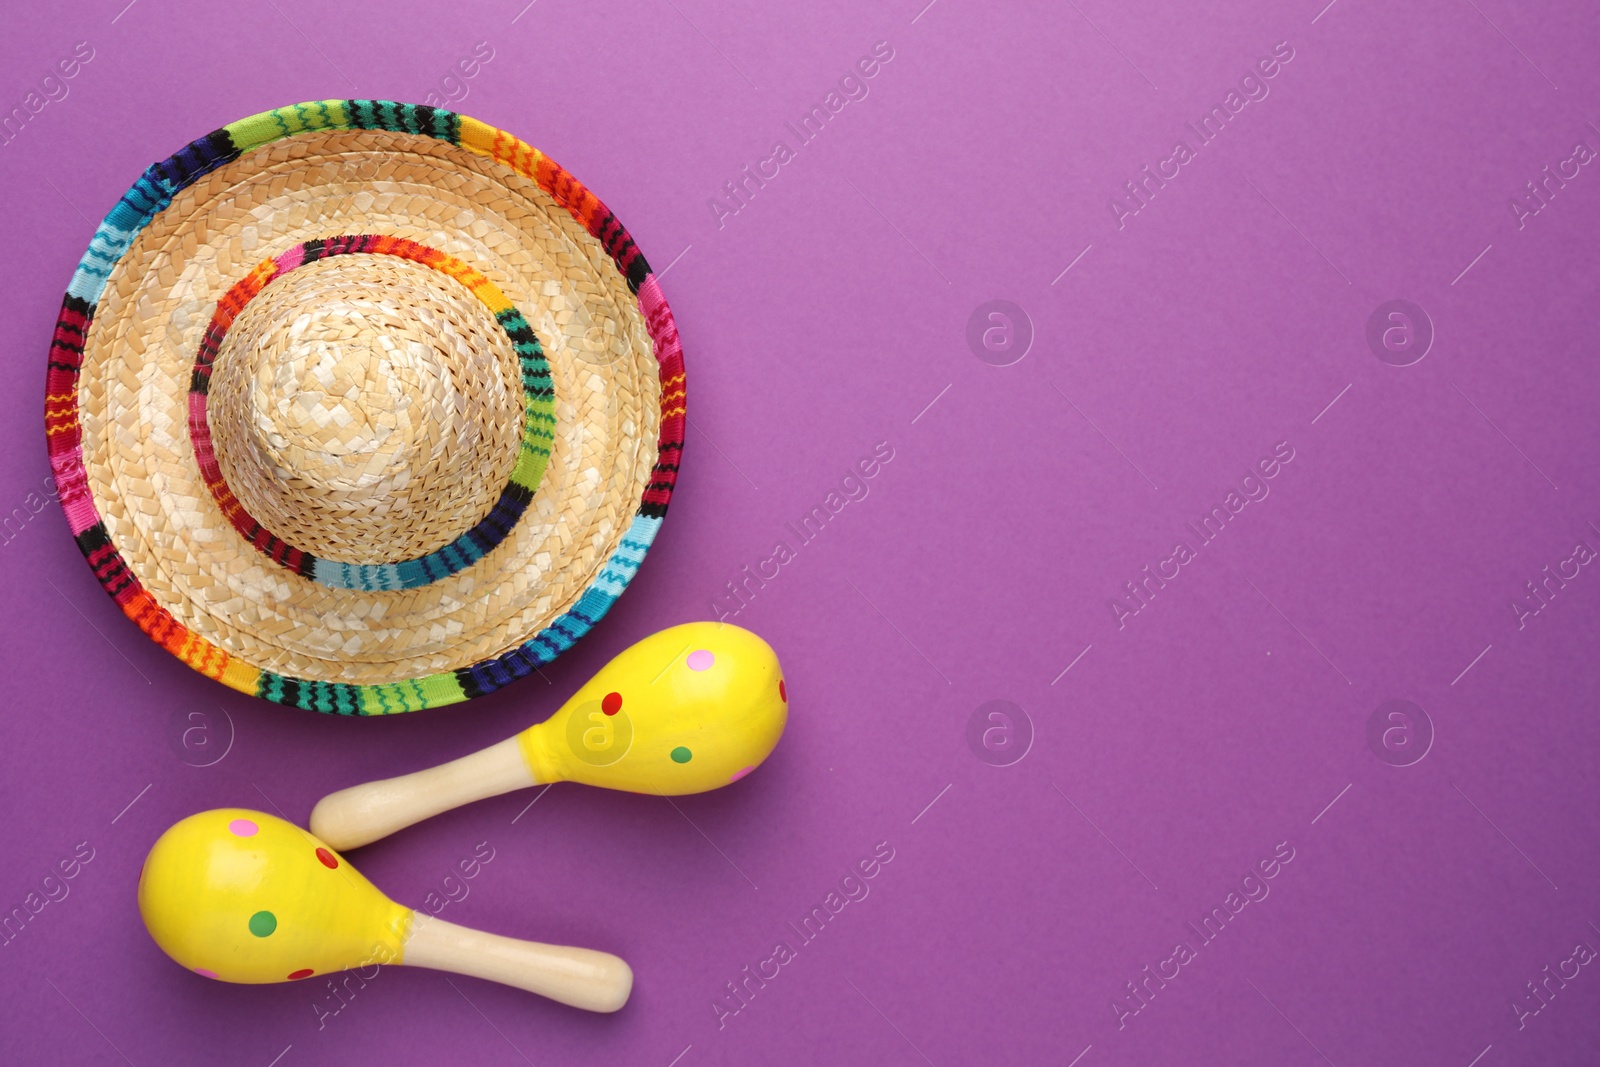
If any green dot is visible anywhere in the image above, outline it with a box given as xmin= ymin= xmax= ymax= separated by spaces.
xmin=248 ymin=910 xmax=277 ymax=937
xmin=670 ymin=746 xmax=692 ymax=764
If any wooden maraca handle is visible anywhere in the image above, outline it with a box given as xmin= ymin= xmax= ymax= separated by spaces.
xmin=404 ymin=913 xmax=632 ymax=1012
xmin=310 ymin=737 xmax=534 ymax=851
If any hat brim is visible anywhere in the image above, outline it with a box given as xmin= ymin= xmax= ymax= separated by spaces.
xmin=44 ymin=101 xmax=685 ymax=714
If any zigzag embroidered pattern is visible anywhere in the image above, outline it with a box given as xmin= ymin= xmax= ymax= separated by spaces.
xmin=186 ymin=234 xmax=555 ymax=592
xmin=43 ymin=101 xmax=686 ymax=714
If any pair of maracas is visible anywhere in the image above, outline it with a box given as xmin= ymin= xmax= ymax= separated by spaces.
xmin=138 ymin=623 xmax=787 ymax=1012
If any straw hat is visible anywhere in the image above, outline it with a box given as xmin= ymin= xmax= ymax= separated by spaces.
xmin=45 ymin=101 xmax=685 ymax=713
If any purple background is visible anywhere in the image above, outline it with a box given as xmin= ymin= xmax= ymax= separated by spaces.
xmin=2 ymin=0 xmax=1599 ymax=1064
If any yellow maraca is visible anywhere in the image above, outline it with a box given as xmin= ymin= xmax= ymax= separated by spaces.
xmin=311 ymin=622 xmax=788 ymax=850
xmin=138 ymin=809 xmax=632 ymax=1011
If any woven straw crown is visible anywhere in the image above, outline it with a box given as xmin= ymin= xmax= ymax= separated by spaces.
xmin=44 ymin=101 xmax=685 ymax=714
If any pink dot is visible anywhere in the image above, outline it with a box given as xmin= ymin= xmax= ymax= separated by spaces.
xmin=228 ymin=819 xmax=258 ymax=837
xmin=195 ymin=968 xmax=220 ymax=980
xmin=687 ymin=649 xmax=715 ymax=671
xmin=729 ymin=766 xmax=755 ymax=783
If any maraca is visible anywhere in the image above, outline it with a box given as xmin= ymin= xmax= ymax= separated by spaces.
xmin=312 ymin=622 xmax=787 ymax=850
xmin=138 ymin=809 xmax=632 ymax=1012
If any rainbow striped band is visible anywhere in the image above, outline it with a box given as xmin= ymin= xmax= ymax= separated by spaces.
xmin=188 ymin=234 xmax=556 ymax=592
xmin=44 ymin=101 xmax=686 ymax=714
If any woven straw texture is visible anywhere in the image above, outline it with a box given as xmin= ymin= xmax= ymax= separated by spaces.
xmin=209 ymin=251 xmax=527 ymax=564
xmin=45 ymin=102 xmax=686 ymax=714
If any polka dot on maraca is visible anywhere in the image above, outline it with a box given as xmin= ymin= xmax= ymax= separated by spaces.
xmin=671 ymin=746 xmax=693 ymax=763
xmin=779 ymin=678 xmax=787 ymax=702
xmin=228 ymin=818 xmax=258 ymax=837
xmin=687 ymin=649 xmax=714 ymax=671
xmin=194 ymin=968 xmax=220 ymax=980
xmin=729 ymin=766 xmax=755 ymax=783
xmin=287 ymin=969 xmax=314 ymax=980
xmin=315 ymin=848 xmax=338 ymax=869
xmin=248 ymin=910 xmax=277 ymax=937
xmin=602 ymin=692 xmax=622 ymax=716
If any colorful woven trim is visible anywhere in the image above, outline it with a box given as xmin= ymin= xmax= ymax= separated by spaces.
xmin=188 ymin=234 xmax=556 ymax=592
xmin=45 ymin=101 xmax=686 ymax=714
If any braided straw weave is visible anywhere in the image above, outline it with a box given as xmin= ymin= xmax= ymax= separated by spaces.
xmin=44 ymin=102 xmax=686 ymax=714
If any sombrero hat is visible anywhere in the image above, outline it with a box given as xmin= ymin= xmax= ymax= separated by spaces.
xmin=44 ymin=101 xmax=685 ymax=714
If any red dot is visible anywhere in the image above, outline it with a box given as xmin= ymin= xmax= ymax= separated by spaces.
xmin=315 ymin=848 xmax=338 ymax=869
xmin=602 ymin=692 xmax=622 ymax=715
xmin=779 ymin=679 xmax=787 ymax=702
xmin=287 ymin=968 xmax=314 ymax=980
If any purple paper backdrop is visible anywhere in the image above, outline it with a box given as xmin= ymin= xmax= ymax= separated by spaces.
xmin=3 ymin=0 xmax=1599 ymax=1064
